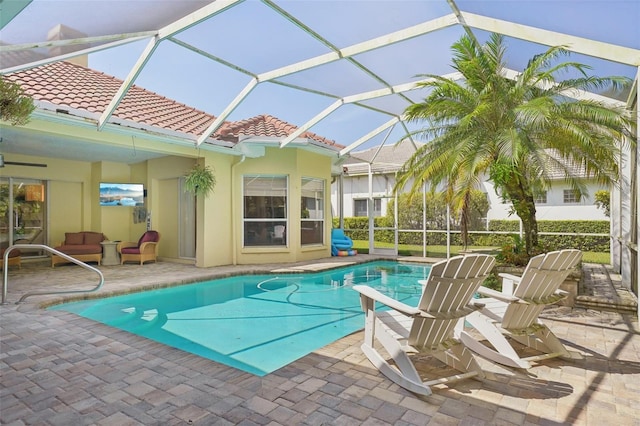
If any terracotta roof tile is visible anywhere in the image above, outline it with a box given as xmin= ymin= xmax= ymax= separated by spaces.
xmin=219 ymin=114 xmax=339 ymax=147
xmin=7 ymin=61 xmax=342 ymax=149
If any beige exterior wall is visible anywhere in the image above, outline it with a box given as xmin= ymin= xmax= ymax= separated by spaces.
xmin=93 ymin=161 xmax=135 ymax=241
xmin=2 ymin=121 xmax=337 ymax=267
xmin=198 ymin=153 xmax=234 ymax=267
xmin=129 ymin=162 xmax=150 ymax=241
xmin=3 ymin=152 xmax=93 ymax=246
xmin=48 ymin=181 xmax=83 ymax=246
xmin=233 ymin=147 xmax=332 ymax=265
xmin=156 ymin=177 xmax=179 ymax=259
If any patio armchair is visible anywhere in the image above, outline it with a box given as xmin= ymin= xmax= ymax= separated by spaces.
xmin=117 ymin=230 xmax=160 ymax=265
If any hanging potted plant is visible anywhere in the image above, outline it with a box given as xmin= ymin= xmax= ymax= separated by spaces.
xmin=184 ymin=163 xmax=216 ymax=198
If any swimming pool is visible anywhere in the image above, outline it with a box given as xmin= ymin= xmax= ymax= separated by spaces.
xmin=49 ymin=260 xmax=431 ymax=376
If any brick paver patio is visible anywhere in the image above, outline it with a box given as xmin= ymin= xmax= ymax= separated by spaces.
xmin=1 ymin=257 xmax=638 ymax=425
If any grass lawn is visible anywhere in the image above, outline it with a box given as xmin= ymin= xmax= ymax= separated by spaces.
xmin=351 ymin=240 xmax=610 ymax=264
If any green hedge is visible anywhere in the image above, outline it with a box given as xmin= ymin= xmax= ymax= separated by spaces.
xmin=489 ymin=219 xmax=609 ymax=233
xmin=333 ymin=218 xmax=610 ymax=252
xmin=488 ymin=220 xmax=610 ymax=252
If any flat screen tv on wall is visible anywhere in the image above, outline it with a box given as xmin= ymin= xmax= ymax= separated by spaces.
xmin=99 ymin=183 xmax=144 ymax=207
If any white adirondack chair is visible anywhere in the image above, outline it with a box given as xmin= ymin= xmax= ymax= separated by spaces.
xmin=353 ymin=254 xmax=496 ymax=396
xmin=459 ymin=249 xmax=583 ymax=369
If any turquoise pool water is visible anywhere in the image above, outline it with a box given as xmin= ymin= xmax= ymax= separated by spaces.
xmin=49 ymin=261 xmax=430 ymax=376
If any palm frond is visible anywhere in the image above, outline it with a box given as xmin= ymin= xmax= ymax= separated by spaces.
xmin=396 ymin=32 xmax=631 ymax=256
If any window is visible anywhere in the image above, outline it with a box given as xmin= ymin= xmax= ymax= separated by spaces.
xmin=354 ymin=198 xmax=382 ymax=217
xmin=563 ymin=189 xmax=579 ymax=204
xmin=301 ymin=178 xmax=324 ymax=245
xmin=535 ymin=191 xmax=547 ymax=204
xmin=354 ymin=199 xmax=367 ymax=217
xmin=243 ymin=176 xmax=287 ymax=246
xmin=373 ymin=198 xmax=382 ymax=216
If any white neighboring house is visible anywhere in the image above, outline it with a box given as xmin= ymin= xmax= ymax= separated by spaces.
xmin=332 ymin=140 xmax=609 ymax=223
xmin=484 ymin=181 xmax=609 ymax=221
xmin=332 ymin=140 xmax=424 ymax=219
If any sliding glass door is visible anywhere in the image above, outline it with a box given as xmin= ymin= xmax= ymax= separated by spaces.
xmin=0 ymin=177 xmax=48 ymax=258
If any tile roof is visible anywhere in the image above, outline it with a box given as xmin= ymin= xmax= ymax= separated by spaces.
xmin=6 ymin=61 xmax=341 ymax=149
xmin=348 ymin=139 xmax=425 ymax=164
xmin=544 ymin=149 xmax=593 ymax=180
xmin=344 ymin=139 xmax=424 ymax=175
xmin=344 ymin=141 xmax=592 ymax=180
xmin=218 ymin=114 xmax=340 ymax=147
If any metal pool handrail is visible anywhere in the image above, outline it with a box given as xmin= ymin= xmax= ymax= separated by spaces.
xmin=2 ymin=244 xmax=105 ymax=304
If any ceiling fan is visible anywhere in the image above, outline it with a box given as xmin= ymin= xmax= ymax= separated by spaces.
xmin=0 ymin=153 xmax=47 ymax=168
xmin=0 ymin=138 xmax=47 ymax=167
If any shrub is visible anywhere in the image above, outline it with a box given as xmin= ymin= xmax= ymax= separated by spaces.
xmin=496 ymin=235 xmax=546 ymax=266
xmin=0 ymin=77 xmax=35 ymax=125
xmin=336 ymin=218 xmax=610 ymax=253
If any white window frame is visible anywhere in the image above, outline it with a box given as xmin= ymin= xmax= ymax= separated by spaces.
xmin=354 ymin=197 xmax=382 ymax=217
xmin=563 ymin=189 xmax=579 ymax=204
xmin=242 ymin=175 xmax=288 ymax=247
xmin=535 ymin=191 xmax=548 ymax=204
xmin=301 ymin=177 xmax=325 ymax=245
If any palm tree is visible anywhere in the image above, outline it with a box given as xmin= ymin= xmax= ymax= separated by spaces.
xmin=395 ymin=33 xmax=633 ymax=257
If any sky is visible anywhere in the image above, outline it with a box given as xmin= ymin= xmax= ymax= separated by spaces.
xmin=1 ymin=0 xmax=638 ymax=150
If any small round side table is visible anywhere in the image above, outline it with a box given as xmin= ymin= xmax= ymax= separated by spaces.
xmin=100 ymin=241 xmax=120 ymax=266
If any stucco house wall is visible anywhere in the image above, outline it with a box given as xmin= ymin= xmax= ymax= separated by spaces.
xmin=483 ymin=181 xmax=609 ymax=222
xmin=332 ymin=173 xmax=394 ymax=218
xmin=3 ymin=140 xmax=336 ymax=267
xmin=3 ymin=123 xmax=338 ymax=267
xmin=233 ymin=147 xmax=332 ymax=265
xmin=332 ymin=143 xmax=610 ymax=224
xmin=3 ymin=151 xmax=97 ymax=247
xmin=2 ymin=61 xmax=342 ymax=268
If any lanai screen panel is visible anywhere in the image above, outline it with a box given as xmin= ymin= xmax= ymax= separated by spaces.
xmin=1 ymin=0 xmax=638 ymax=151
